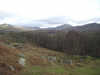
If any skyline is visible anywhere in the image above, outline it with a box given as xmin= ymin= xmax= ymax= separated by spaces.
xmin=0 ymin=0 xmax=100 ymax=27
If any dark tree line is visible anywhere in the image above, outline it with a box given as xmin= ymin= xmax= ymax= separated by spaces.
xmin=18 ymin=29 xmax=99 ymax=57
xmin=5 ymin=30 xmax=100 ymax=57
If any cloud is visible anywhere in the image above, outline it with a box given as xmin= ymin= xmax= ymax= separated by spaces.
xmin=0 ymin=11 xmax=14 ymax=19
xmin=0 ymin=11 xmax=16 ymax=24
xmin=37 ymin=16 xmax=69 ymax=24
xmin=0 ymin=0 xmax=99 ymax=27
xmin=0 ymin=0 xmax=100 ymax=21
xmin=0 ymin=11 xmax=100 ymax=27
xmin=21 ymin=16 xmax=70 ymax=27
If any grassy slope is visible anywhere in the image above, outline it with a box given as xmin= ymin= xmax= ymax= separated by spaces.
xmin=0 ymin=44 xmax=22 ymax=75
xmin=67 ymin=60 xmax=100 ymax=75
xmin=0 ymin=41 xmax=100 ymax=75
xmin=18 ymin=44 xmax=100 ymax=75
xmin=0 ymin=31 xmax=100 ymax=75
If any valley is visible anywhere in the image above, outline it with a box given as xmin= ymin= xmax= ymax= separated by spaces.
xmin=0 ymin=23 xmax=100 ymax=75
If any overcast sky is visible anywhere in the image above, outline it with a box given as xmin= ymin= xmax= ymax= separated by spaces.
xmin=0 ymin=0 xmax=100 ymax=27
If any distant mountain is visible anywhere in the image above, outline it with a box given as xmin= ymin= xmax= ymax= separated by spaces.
xmin=0 ymin=23 xmax=100 ymax=33
xmin=72 ymin=23 xmax=100 ymax=32
xmin=0 ymin=24 xmax=40 ymax=32
xmin=53 ymin=23 xmax=100 ymax=32
xmin=55 ymin=24 xmax=72 ymax=30
xmin=41 ymin=24 xmax=72 ymax=31
xmin=22 ymin=26 xmax=40 ymax=30
xmin=44 ymin=23 xmax=100 ymax=34
xmin=0 ymin=24 xmax=14 ymax=29
xmin=0 ymin=24 xmax=18 ymax=31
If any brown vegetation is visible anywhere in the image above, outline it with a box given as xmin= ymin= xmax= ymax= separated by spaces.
xmin=0 ymin=44 xmax=22 ymax=75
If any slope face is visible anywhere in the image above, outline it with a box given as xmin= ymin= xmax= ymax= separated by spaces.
xmin=55 ymin=24 xmax=72 ymax=30
xmin=72 ymin=23 xmax=100 ymax=32
xmin=0 ymin=44 xmax=22 ymax=75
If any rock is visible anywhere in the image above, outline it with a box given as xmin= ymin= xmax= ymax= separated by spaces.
xmin=18 ymin=58 xmax=26 ymax=66
xmin=12 ymin=43 xmax=23 ymax=49
xmin=48 ymin=56 xmax=57 ymax=62
xmin=9 ymin=65 xmax=15 ymax=71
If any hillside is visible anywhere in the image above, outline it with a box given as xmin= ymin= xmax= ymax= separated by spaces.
xmin=0 ymin=40 xmax=100 ymax=75
xmin=0 ymin=23 xmax=100 ymax=75
xmin=0 ymin=43 xmax=22 ymax=75
xmin=55 ymin=24 xmax=72 ymax=30
xmin=0 ymin=24 xmax=40 ymax=32
xmin=72 ymin=23 xmax=100 ymax=32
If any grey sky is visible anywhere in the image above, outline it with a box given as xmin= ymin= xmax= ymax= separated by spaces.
xmin=0 ymin=0 xmax=100 ymax=27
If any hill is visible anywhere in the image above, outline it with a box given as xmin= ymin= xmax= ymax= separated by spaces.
xmin=0 ymin=24 xmax=40 ymax=32
xmin=55 ymin=24 xmax=72 ymax=30
xmin=0 ymin=43 xmax=22 ymax=75
xmin=72 ymin=23 xmax=100 ymax=32
xmin=0 ymin=22 xmax=100 ymax=75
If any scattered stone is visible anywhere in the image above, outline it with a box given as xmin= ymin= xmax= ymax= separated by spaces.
xmin=9 ymin=65 xmax=15 ymax=71
xmin=40 ymin=56 xmax=74 ymax=65
xmin=48 ymin=56 xmax=57 ymax=62
xmin=12 ymin=43 xmax=23 ymax=49
xmin=18 ymin=58 xmax=26 ymax=66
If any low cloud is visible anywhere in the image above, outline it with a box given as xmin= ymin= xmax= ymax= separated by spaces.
xmin=0 ymin=11 xmax=100 ymax=27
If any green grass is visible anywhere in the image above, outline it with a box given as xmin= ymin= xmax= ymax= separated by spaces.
xmin=20 ymin=58 xmax=100 ymax=75
xmin=19 ymin=45 xmax=100 ymax=75
xmin=67 ymin=59 xmax=100 ymax=75
xmin=21 ymin=65 xmax=67 ymax=75
xmin=47 ymin=66 xmax=66 ymax=73
xmin=68 ymin=65 xmax=100 ymax=75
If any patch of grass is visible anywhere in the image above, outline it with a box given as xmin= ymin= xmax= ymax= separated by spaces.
xmin=67 ymin=59 xmax=100 ymax=75
xmin=21 ymin=65 xmax=67 ymax=75
xmin=69 ymin=66 xmax=100 ymax=75
xmin=46 ymin=66 xmax=67 ymax=73
xmin=19 ymin=45 xmax=100 ymax=75
xmin=21 ymin=57 xmax=100 ymax=75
